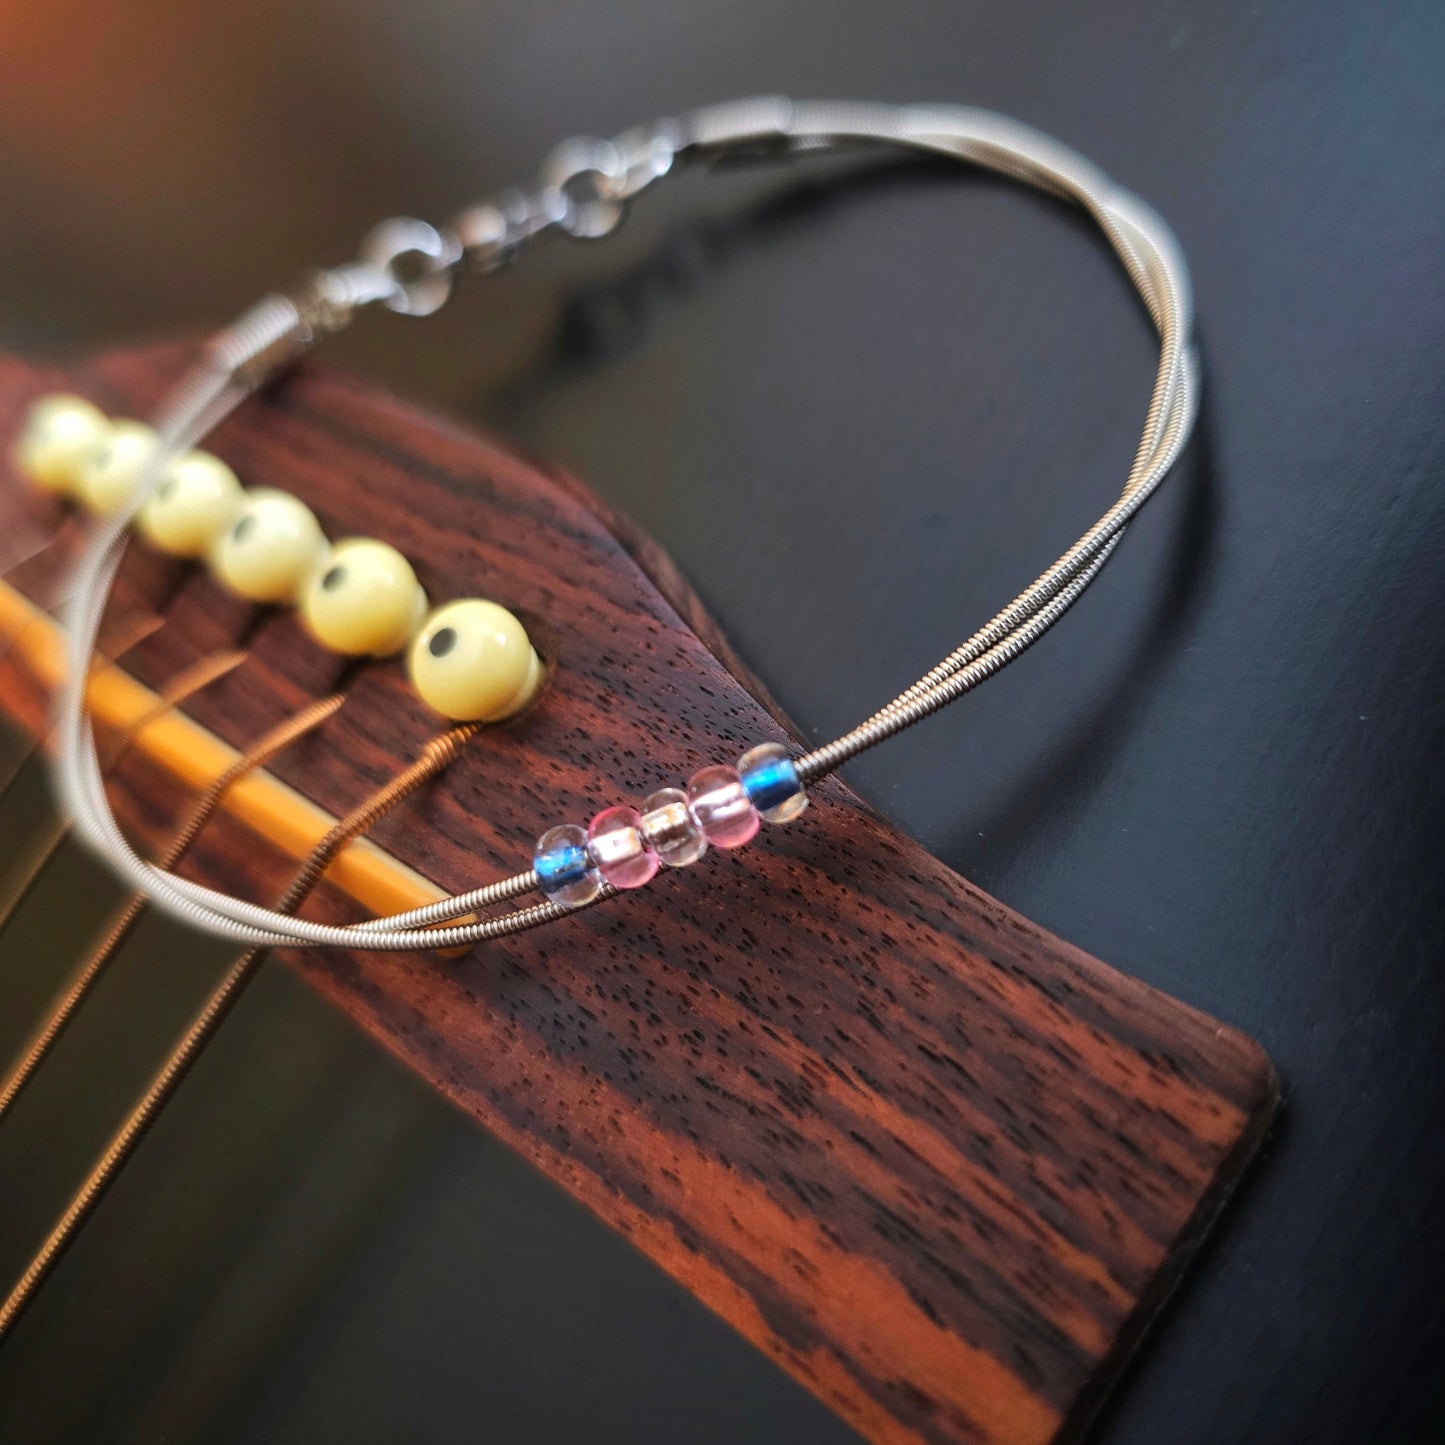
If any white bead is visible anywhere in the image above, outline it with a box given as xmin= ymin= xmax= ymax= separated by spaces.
xmin=13 ymin=395 xmax=110 ymax=497
xmin=78 ymin=420 xmax=158 ymax=516
xmin=209 ymin=488 xmax=329 ymax=603
xmin=136 ymin=449 xmax=245 ymax=557
xmin=408 ymin=598 xmax=543 ymax=721
xmin=300 ymin=538 xmax=428 ymax=656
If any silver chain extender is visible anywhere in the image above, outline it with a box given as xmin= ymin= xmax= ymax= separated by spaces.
xmin=53 ymin=97 xmax=1198 ymax=952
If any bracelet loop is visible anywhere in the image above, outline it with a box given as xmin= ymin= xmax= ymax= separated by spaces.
xmin=52 ymin=97 xmax=1199 ymax=954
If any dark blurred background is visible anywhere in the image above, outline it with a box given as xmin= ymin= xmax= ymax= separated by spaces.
xmin=0 ymin=2 xmax=1442 ymax=1443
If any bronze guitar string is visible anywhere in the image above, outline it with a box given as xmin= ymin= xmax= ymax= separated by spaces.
xmin=0 ymin=722 xmax=476 ymax=1343
xmin=0 ymin=690 xmax=345 ymax=1123
xmin=0 ymin=508 xmax=190 ymax=800
xmin=0 ymin=646 xmax=245 ymax=933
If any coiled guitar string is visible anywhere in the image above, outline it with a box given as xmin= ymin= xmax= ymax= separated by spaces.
xmin=51 ymin=99 xmax=1198 ymax=952
xmin=0 ymin=647 xmax=244 ymax=934
xmin=0 ymin=724 xmax=475 ymax=1341
xmin=0 ymin=692 xmax=344 ymax=1122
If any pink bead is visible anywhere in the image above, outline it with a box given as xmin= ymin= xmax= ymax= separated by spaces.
xmin=587 ymin=805 xmax=659 ymax=889
xmin=686 ymin=765 xmax=760 ymax=849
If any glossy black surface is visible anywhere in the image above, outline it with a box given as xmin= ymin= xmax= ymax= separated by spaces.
xmin=0 ymin=2 xmax=1442 ymax=1441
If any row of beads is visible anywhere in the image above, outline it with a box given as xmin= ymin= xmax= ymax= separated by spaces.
xmin=12 ymin=394 xmax=543 ymax=724
xmin=534 ymin=742 xmax=807 ymax=905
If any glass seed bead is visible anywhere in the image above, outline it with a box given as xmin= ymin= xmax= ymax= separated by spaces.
xmin=686 ymin=765 xmax=759 ymax=849
xmin=587 ymin=806 xmax=659 ymax=889
xmin=640 ymin=787 xmax=708 ymax=867
xmin=534 ymin=823 xmax=601 ymax=906
xmin=738 ymin=741 xmax=808 ymax=823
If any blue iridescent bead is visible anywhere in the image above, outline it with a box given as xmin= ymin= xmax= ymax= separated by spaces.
xmin=737 ymin=742 xmax=807 ymax=823
xmin=534 ymin=823 xmax=602 ymax=906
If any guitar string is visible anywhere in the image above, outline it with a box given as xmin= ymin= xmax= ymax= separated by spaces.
xmin=0 ymin=525 xmax=398 ymax=1134
xmin=49 ymin=101 xmax=1198 ymax=953
xmin=0 ymin=532 xmax=67 ymax=590
xmin=0 ymin=575 xmax=363 ymax=930
xmin=0 ymin=538 xmax=52 ymax=578
xmin=0 ymin=722 xmax=476 ymax=1344
xmin=0 ymin=528 xmax=84 ymax=796
xmin=0 ymin=610 xmax=163 ymax=797
xmin=0 ymin=504 xmax=90 ymax=664
xmin=0 ymin=692 xmax=345 ymax=1123
xmin=0 ymin=539 xmax=167 ymax=801
xmin=0 ymin=647 xmax=246 ymax=935
xmin=0 ymin=465 xmax=241 ymax=829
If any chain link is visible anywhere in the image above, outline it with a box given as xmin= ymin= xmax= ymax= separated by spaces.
xmin=251 ymin=100 xmax=791 ymax=360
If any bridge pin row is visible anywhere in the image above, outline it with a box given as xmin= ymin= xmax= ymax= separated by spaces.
xmin=12 ymin=395 xmax=543 ymax=723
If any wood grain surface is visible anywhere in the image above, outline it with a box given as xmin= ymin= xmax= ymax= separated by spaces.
xmin=0 ymin=345 xmax=1277 ymax=1445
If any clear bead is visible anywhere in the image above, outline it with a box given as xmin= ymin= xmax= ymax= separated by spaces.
xmin=640 ymin=787 xmax=708 ymax=868
xmin=738 ymin=742 xmax=808 ymax=823
xmin=534 ymin=823 xmax=602 ymax=906
xmin=686 ymin=765 xmax=759 ymax=849
xmin=587 ymin=805 xmax=659 ymax=889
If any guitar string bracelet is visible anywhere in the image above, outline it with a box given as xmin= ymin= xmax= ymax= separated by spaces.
xmin=48 ymin=97 xmax=1198 ymax=953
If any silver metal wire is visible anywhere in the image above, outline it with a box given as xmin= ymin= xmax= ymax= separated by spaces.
xmin=52 ymin=98 xmax=1198 ymax=952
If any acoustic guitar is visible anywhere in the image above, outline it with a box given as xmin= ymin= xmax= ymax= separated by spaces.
xmin=0 ymin=341 xmax=1276 ymax=1445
